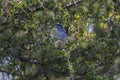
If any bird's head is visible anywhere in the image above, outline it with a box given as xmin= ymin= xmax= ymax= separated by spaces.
xmin=55 ymin=23 xmax=64 ymax=30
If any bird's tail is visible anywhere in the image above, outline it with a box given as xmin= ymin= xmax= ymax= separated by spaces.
xmin=65 ymin=26 xmax=69 ymax=34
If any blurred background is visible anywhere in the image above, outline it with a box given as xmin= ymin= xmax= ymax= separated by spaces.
xmin=0 ymin=0 xmax=120 ymax=80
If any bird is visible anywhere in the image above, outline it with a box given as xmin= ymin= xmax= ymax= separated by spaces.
xmin=55 ymin=23 xmax=69 ymax=43
xmin=50 ymin=23 xmax=69 ymax=48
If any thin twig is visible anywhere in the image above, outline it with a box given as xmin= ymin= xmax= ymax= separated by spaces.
xmin=63 ymin=0 xmax=83 ymax=9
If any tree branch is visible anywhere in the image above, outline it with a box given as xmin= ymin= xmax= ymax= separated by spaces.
xmin=63 ymin=0 xmax=83 ymax=9
xmin=19 ymin=56 xmax=43 ymax=65
xmin=15 ymin=0 xmax=83 ymax=15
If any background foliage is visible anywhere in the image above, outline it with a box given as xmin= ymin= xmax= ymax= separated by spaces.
xmin=0 ymin=0 xmax=120 ymax=80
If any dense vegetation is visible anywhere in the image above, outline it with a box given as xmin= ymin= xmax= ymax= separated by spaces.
xmin=0 ymin=0 xmax=120 ymax=80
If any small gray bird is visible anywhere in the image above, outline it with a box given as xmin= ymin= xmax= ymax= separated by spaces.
xmin=50 ymin=23 xmax=69 ymax=48
xmin=55 ymin=23 xmax=68 ymax=43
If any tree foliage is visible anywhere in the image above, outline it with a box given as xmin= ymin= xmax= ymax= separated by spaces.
xmin=0 ymin=0 xmax=120 ymax=80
